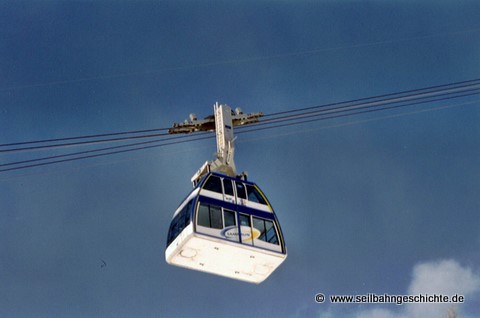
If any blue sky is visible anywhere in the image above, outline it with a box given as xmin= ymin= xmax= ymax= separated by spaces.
xmin=1 ymin=1 xmax=479 ymax=317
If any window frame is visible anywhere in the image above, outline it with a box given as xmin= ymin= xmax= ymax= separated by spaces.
xmin=223 ymin=209 xmax=236 ymax=228
xmin=223 ymin=178 xmax=234 ymax=196
xmin=246 ymin=184 xmax=267 ymax=205
xmin=167 ymin=199 xmax=193 ymax=246
xmin=203 ymin=175 xmax=223 ymax=194
xmin=235 ymin=182 xmax=247 ymax=200
xmin=197 ymin=203 xmax=223 ymax=229
xmin=252 ymin=216 xmax=279 ymax=245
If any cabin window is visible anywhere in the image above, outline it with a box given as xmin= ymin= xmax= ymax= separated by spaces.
xmin=224 ymin=209 xmax=236 ymax=227
xmin=197 ymin=203 xmax=223 ymax=229
xmin=197 ymin=204 xmax=209 ymax=227
xmin=203 ymin=175 xmax=223 ymax=193
xmin=236 ymin=182 xmax=247 ymax=200
xmin=223 ymin=179 xmax=234 ymax=196
xmin=210 ymin=206 xmax=223 ymax=229
xmin=238 ymin=214 xmax=252 ymax=245
xmin=167 ymin=200 xmax=193 ymax=246
xmin=239 ymin=213 xmax=250 ymax=227
xmin=246 ymin=185 xmax=267 ymax=205
xmin=253 ymin=217 xmax=279 ymax=245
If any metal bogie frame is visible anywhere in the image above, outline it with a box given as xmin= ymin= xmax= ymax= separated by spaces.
xmin=169 ymin=102 xmax=263 ymax=186
xmin=168 ymin=104 xmax=263 ymax=135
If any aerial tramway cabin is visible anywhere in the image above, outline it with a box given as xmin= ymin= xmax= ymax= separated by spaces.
xmin=165 ymin=103 xmax=287 ymax=284
xmin=165 ymin=171 xmax=287 ymax=284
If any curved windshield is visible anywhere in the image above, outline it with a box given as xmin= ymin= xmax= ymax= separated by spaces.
xmin=203 ymin=175 xmax=222 ymax=193
xmin=246 ymin=184 xmax=267 ymax=205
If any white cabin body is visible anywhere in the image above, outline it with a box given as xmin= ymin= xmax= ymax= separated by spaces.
xmin=165 ymin=172 xmax=287 ymax=284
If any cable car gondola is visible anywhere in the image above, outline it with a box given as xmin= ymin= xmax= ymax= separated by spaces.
xmin=165 ymin=172 xmax=286 ymax=283
xmin=165 ymin=103 xmax=287 ymax=284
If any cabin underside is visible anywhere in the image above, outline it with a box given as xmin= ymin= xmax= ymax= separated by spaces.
xmin=166 ymin=230 xmax=286 ymax=284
